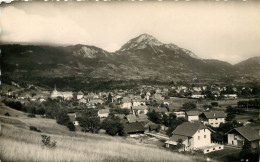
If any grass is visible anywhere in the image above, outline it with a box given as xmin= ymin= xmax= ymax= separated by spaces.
xmin=206 ymin=147 xmax=240 ymax=162
xmin=0 ymin=105 xmax=204 ymax=162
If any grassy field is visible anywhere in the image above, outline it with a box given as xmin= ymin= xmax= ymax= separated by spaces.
xmin=0 ymin=104 xmax=204 ymax=162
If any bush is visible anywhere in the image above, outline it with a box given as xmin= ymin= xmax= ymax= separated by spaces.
xmin=29 ymin=126 xmax=41 ymax=132
xmin=27 ymin=113 xmax=35 ymax=118
xmin=67 ymin=121 xmax=75 ymax=131
xmin=41 ymin=135 xmax=56 ymax=148
xmin=4 ymin=112 xmax=10 ymax=116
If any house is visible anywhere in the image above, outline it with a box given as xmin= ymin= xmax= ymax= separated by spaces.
xmin=153 ymin=93 xmax=164 ymax=101
xmin=186 ymin=111 xmax=200 ymax=122
xmin=123 ymin=122 xmax=145 ymax=137
xmin=200 ymin=111 xmax=226 ymax=127
xmin=132 ymin=99 xmax=146 ymax=107
xmin=79 ymin=98 xmax=87 ymax=104
xmin=224 ymin=94 xmax=237 ymax=99
xmin=68 ymin=113 xmax=80 ymax=126
xmin=89 ymin=99 xmax=104 ymax=105
xmin=125 ymin=114 xmax=138 ymax=123
xmin=174 ymin=111 xmax=186 ymax=119
xmin=136 ymin=114 xmax=149 ymax=122
xmin=121 ymin=97 xmax=132 ymax=109
xmin=165 ymin=122 xmax=210 ymax=150
xmin=98 ymin=109 xmax=110 ymax=118
xmin=132 ymin=105 xmax=148 ymax=115
xmin=227 ymin=126 xmax=260 ymax=149
xmin=77 ymin=91 xmax=84 ymax=100
xmin=191 ymin=92 xmax=204 ymax=99
xmin=50 ymin=86 xmax=73 ymax=100
xmin=165 ymin=122 xmax=223 ymax=153
xmin=142 ymin=120 xmax=159 ymax=132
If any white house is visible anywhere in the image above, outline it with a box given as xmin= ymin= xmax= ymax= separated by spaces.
xmin=121 ymin=97 xmax=132 ymax=109
xmin=186 ymin=111 xmax=200 ymax=122
xmin=224 ymin=94 xmax=237 ymax=99
xmin=174 ymin=111 xmax=186 ymax=118
xmin=98 ymin=109 xmax=110 ymax=118
xmin=79 ymin=98 xmax=87 ymax=104
xmin=165 ymin=122 xmax=211 ymax=150
xmin=77 ymin=91 xmax=84 ymax=100
xmin=200 ymin=111 xmax=226 ymax=128
xmin=132 ymin=99 xmax=146 ymax=107
xmin=132 ymin=105 xmax=148 ymax=115
xmin=191 ymin=92 xmax=204 ymax=99
xmin=165 ymin=122 xmax=223 ymax=153
xmin=227 ymin=126 xmax=260 ymax=149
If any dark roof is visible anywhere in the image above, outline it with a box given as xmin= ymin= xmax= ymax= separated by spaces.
xmin=169 ymin=134 xmax=188 ymax=142
xmin=123 ymin=122 xmax=145 ymax=134
xmin=230 ymin=126 xmax=260 ymax=141
xmin=136 ymin=114 xmax=148 ymax=122
xmin=186 ymin=111 xmax=200 ymax=116
xmin=149 ymin=107 xmax=168 ymax=113
xmin=173 ymin=122 xmax=208 ymax=137
xmin=203 ymin=111 xmax=226 ymax=119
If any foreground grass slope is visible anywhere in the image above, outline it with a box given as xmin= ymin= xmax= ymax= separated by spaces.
xmin=0 ymin=105 xmax=204 ymax=162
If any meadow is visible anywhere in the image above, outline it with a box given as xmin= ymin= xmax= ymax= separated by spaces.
xmin=0 ymin=104 xmax=204 ymax=162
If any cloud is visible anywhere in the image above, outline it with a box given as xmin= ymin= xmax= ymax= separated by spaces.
xmin=0 ymin=6 xmax=89 ymax=45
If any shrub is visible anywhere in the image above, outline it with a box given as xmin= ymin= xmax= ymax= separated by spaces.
xmin=4 ymin=112 xmax=10 ymax=116
xmin=29 ymin=126 xmax=41 ymax=132
xmin=41 ymin=135 xmax=56 ymax=148
xmin=67 ymin=121 xmax=75 ymax=131
xmin=27 ymin=113 xmax=35 ymax=118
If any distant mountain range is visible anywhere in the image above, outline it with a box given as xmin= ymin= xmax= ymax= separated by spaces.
xmin=1 ymin=34 xmax=260 ymax=86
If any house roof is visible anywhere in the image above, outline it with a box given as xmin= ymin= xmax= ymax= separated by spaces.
xmin=173 ymin=122 xmax=208 ymax=137
xmin=186 ymin=111 xmax=200 ymax=116
xmin=122 ymin=97 xmax=131 ymax=103
xmin=203 ymin=111 xmax=226 ymax=119
xmin=149 ymin=107 xmax=168 ymax=113
xmin=126 ymin=114 xmax=138 ymax=123
xmin=132 ymin=105 xmax=148 ymax=110
xmin=114 ymin=114 xmax=125 ymax=119
xmin=136 ymin=114 xmax=148 ymax=122
xmin=123 ymin=122 xmax=145 ymax=134
xmin=98 ymin=109 xmax=110 ymax=114
xmin=230 ymin=126 xmax=260 ymax=141
xmin=169 ymin=134 xmax=188 ymax=142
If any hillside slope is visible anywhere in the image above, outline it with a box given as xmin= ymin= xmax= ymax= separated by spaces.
xmin=0 ymin=105 xmax=203 ymax=162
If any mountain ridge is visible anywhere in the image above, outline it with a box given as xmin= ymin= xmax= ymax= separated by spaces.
xmin=1 ymin=34 xmax=260 ymax=85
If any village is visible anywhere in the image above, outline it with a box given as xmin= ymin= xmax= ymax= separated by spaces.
xmin=1 ymin=80 xmax=260 ymax=161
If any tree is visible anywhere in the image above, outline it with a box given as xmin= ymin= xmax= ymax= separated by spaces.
xmin=147 ymin=110 xmax=161 ymax=124
xmin=102 ymin=116 xmax=124 ymax=136
xmin=182 ymin=102 xmax=196 ymax=111
xmin=108 ymin=93 xmax=112 ymax=103
xmin=239 ymin=140 xmax=254 ymax=161
xmin=67 ymin=121 xmax=75 ymax=131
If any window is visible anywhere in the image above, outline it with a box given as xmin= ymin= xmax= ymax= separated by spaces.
xmin=204 ymin=135 xmax=206 ymax=138
xmin=219 ymin=147 xmax=221 ymax=149
xmin=207 ymin=150 xmax=209 ymax=152
xmin=198 ymin=136 xmax=200 ymax=140
xmin=213 ymin=148 xmax=215 ymax=150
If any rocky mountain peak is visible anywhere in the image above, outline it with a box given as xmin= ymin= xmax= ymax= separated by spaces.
xmin=119 ymin=34 xmax=163 ymax=51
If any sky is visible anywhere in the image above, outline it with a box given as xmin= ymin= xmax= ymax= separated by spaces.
xmin=0 ymin=1 xmax=260 ymax=64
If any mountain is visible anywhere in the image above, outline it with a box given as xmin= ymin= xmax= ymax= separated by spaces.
xmin=234 ymin=56 xmax=260 ymax=78
xmin=1 ymin=34 xmax=259 ymax=89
